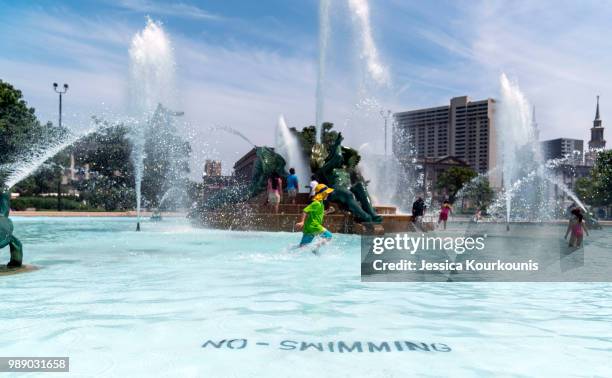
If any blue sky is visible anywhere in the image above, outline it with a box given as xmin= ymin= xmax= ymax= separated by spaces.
xmin=1 ymin=0 xmax=610 ymax=175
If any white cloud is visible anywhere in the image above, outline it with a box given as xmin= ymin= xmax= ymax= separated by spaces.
xmin=467 ymin=1 xmax=612 ymax=142
xmin=0 ymin=8 xmax=363 ymax=178
xmin=115 ymin=0 xmax=223 ymax=21
xmin=6 ymin=0 xmax=609 ymax=179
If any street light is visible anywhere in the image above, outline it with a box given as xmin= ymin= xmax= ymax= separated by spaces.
xmin=380 ymin=109 xmax=392 ymax=157
xmin=53 ymin=82 xmax=69 ymax=128
xmin=52 ymin=83 xmax=68 ymax=211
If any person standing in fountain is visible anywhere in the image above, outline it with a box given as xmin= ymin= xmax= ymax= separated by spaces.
xmin=286 ymin=168 xmax=299 ymax=205
xmin=295 ymin=184 xmax=334 ymax=247
xmin=438 ymin=200 xmax=453 ymax=230
xmin=308 ymin=175 xmax=319 ymax=198
xmin=565 ymin=208 xmax=589 ymax=248
xmin=267 ymin=172 xmax=283 ymax=214
xmin=412 ymin=196 xmax=426 ymax=230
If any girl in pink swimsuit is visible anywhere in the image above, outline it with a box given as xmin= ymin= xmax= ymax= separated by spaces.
xmin=438 ymin=200 xmax=452 ymax=230
xmin=565 ymin=208 xmax=589 ymax=248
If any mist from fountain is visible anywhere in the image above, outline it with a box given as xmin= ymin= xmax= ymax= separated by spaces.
xmin=275 ymin=115 xmax=310 ymax=192
xmin=158 ymin=186 xmax=188 ymax=211
xmin=358 ymin=130 xmax=423 ymax=214
xmin=128 ymin=18 xmax=176 ymax=229
xmin=315 ymin=0 xmax=331 ymax=143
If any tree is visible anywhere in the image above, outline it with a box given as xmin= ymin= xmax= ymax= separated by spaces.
xmin=73 ymin=106 xmax=192 ymax=211
xmin=74 ymin=123 xmax=133 ymax=181
xmin=1 ymin=80 xmax=69 ymax=189
xmin=576 ymin=150 xmax=612 ymax=206
xmin=462 ymin=177 xmax=495 ymax=210
xmin=0 ymin=80 xmax=42 ymax=166
xmin=70 ymin=123 xmax=135 ymax=211
xmin=436 ymin=166 xmax=478 ymax=203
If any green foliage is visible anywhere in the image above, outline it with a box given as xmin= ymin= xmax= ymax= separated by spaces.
xmin=575 ymin=177 xmax=596 ymax=204
xmin=74 ymin=123 xmax=133 ymax=182
xmin=10 ymin=196 xmax=89 ymax=211
xmin=576 ymin=150 xmax=612 ymax=206
xmin=14 ymin=164 xmax=60 ymax=196
xmin=1 ymin=80 xmax=191 ymax=211
xmin=0 ymin=79 xmax=42 ymax=166
xmin=74 ymin=176 xmax=135 ymax=211
xmin=461 ymin=177 xmax=495 ymax=210
xmin=0 ymin=80 xmax=69 ymax=187
xmin=294 ymin=122 xmax=338 ymax=158
xmin=436 ymin=166 xmax=478 ymax=203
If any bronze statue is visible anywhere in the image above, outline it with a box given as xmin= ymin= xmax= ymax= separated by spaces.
xmin=313 ymin=133 xmax=381 ymax=223
xmin=192 ymin=123 xmax=381 ymax=227
xmin=0 ymin=190 xmax=23 ymax=268
xmin=193 ymin=146 xmax=288 ymax=213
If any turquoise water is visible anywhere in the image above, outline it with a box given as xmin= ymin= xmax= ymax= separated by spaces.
xmin=1 ymin=217 xmax=611 ymax=377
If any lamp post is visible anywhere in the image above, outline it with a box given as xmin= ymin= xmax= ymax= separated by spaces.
xmin=53 ymin=82 xmax=69 ymax=128
xmin=53 ymin=83 xmax=68 ymax=211
xmin=380 ymin=109 xmax=392 ymax=157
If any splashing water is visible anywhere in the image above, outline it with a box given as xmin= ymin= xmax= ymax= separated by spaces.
xmin=496 ymin=73 xmax=545 ymax=223
xmin=210 ymin=126 xmax=255 ymax=147
xmin=275 ymin=115 xmax=310 ymax=192
xmin=158 ymin=186 xmax=188 ymax=210
xmin=347 ymin=0 xmax=389 ymax=86
xmin=2 ymin=134 xmax=77 ymax=190
xmin=1 ymin=118 xmax=123 ymax=190
xmin=315 ymin=0 xmax=331 ymax=143
xmin=128 ymin=18 xmax=176 ymax=227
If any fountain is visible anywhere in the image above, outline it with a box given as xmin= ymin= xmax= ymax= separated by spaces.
xmin=210 ymin=125 xmax=255 ymax=147
xmin=496 ymin=73 xmax=547 ymax=228
xmin=347 ymin=0 xmax=389 ymax=86
xmin=275 ymin=115 xmax=310 ymax=192
xmin=128 ymin=18 xmax=176 ymax=231
xmin=315 ymin=0 xmax=331 ymax=142
xmin=0 ymin=113 xmax=122 ymax=268
xmin=447 ymin=73 xmax=594 ymax=228
xmin=190 ymin=121 xmax=420 ymax=234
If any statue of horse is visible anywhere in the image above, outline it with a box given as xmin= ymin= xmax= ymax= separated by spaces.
xmin=0 ymin=191 xmax=23 ymax=268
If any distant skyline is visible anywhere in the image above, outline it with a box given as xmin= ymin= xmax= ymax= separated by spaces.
xmin=0 ymin=0 xmax=609 ymax=175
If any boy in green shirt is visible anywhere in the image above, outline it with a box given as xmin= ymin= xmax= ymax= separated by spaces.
xmin=295 ymin=183 xmax=334 ymax=246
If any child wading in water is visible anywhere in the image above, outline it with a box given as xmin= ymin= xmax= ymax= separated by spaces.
xmin=565 ymin=208 xmax=589 ymax=248
xmin=295 ymin=184 xmax=334 ymax=247
xmin=267 ymin=172 xmax=283 ymax=214
xmin=438 ymin=200 xmax=452 ymax=230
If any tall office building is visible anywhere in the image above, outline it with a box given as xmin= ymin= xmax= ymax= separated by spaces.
xmin=394 ymin=96 xmax=498 ymax=186
xmin=541 ymin=138 xmax=583 ymax=162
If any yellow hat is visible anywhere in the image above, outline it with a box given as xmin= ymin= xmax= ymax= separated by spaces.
xmin=313 ymin=183 xmax=334 ymax=201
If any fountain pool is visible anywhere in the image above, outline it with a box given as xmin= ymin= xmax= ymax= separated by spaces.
xmin=1 ymin=217 xmax=611 ymax=376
